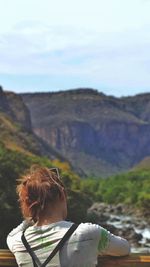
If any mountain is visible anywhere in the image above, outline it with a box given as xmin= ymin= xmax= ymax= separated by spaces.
xmin=1 ymin=84 xmax=150 ymax=177
xmin=0 ymin=86 xmax=69 ymax=162
xmin=21 ymin=88 xmax=150 ymax=177
xmin=0 ymin=86 xmax=31 ymax=131
xmin=132 ymin=156 xmax=150 ymax=171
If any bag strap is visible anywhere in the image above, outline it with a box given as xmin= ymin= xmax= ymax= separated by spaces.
xmin=21 ymin=229 xmax=39 ymax=267
xmin=21 ymin=223 xmax=78 ymax=267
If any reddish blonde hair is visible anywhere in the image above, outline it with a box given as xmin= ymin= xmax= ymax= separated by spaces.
xmin=17 ymin=166 xmax=65 ymax=222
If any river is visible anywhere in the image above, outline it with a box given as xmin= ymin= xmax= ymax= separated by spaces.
xmin=87 ymin=203 xmax=150 ymax=253
xmin=107 ymin=214 xmax=150 ymax=253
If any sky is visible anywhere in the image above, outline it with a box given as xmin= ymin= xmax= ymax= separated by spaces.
xmin=0 ymin=0 xmax=150 ymax=97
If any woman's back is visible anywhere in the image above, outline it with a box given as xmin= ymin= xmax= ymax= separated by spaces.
xmin=7 ymin=220 xmax=130 ymax=267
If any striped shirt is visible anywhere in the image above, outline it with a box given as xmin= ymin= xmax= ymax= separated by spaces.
xmin=7 ymin=220 xmax=130 ymax=267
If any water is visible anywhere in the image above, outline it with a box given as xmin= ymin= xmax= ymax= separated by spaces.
xmin=107 ymin=214 xmax=150 ymax=251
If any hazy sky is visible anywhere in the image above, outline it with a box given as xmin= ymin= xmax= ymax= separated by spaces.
xmin=0 ymin=0 xmax=150 ymax=97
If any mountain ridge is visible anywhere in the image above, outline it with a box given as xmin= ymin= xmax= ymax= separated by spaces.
xmin=1 ymin=84 xmax=150 ymax=177
xmin=0 ymin=86 xmax=72 ymax=164
xmin=20 ymin=88 xmax=150 ymax=177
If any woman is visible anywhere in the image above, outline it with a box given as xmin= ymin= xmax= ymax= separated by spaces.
xmin=7 ymin=166 xmax=130 ymax=267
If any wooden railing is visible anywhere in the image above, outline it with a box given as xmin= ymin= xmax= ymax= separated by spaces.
xmin=0 ymin=249 xmax=150 ymax=267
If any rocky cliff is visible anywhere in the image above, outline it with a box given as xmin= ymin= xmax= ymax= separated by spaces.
xmin=0 ymin=86 xmax=68 ymax=161
xmin=21 ymin=88 xmax=150 ymax=177
xmin=0 ymin=86 xmax=31 ymax=131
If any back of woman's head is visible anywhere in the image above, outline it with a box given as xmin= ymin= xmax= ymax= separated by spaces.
xmin=17 ymin=166 xmax=65 ymax=222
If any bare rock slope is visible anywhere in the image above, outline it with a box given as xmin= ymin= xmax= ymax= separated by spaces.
xmin=21 ymin=88 xmax=150 ymax=177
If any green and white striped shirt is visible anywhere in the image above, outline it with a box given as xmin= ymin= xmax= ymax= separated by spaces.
xmin=7 ymin=220 xmax=130 ymax=267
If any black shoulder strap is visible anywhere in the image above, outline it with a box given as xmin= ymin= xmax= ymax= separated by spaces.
xmin=21 ymin=229 xmax=39 ymax=267
xmin=21 ymin=223 xmax=78 ymax=267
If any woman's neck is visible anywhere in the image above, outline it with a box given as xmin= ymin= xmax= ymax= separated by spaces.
xmin=35 ymin=216 xmax=64 ymax=226
xmin=35 ymin=209 xmax=65 ymax=226
xmin=34 ymin=198 xmax=67 ymax=226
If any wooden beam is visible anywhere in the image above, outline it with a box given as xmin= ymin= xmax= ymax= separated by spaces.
xmin=98 ymin=254 xmax=150 ymax=267
xmin=0 ymin=250 xmax=17 ymax=267
xmin=0 ymin=250 xmax=150 ymax=267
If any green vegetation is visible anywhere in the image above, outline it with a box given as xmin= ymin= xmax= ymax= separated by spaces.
xmin=80 ymin=171 xmax=150 ymax=211
xmin=0 ymin=142 xmax=91 ymax=248
xmin=0 ymin=142 xmax=50 ymax=248
xmin=0 ymin=111 xmax=39 ymax=155
xmin=0 ymin=139 xmax=149 ymax=249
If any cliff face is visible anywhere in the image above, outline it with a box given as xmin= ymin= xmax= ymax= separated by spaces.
xmin=21 ymin=89 xmax=150 ymax=177
xmin=0 ymin=86 xmax=31 ymax=131
xmin=0 ymin=86 xmax=68 ymax=161
xmin=2 ymin=84 xmax=150 ymax=177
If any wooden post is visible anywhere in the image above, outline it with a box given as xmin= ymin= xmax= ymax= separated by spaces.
xmin=0 ymin=250 xmax=150 ymax=267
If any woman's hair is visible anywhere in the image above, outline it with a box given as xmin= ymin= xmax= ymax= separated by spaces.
xmin=17 ymin=166 xmax=65 ymax=222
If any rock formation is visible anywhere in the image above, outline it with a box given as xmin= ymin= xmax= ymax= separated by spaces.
xmin=21 ymin=89 xmax=150 ymax=177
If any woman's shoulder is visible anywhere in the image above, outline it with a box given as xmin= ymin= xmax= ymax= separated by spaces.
xmin=7 ymin=221 xmax=30 ymax=237
xmin=7 ymin=221 xmax=32 ymax=252
xmin=75 ymin=222 xmax=105 ymax=239
xmin=78 ymin=222 xmax=102 ymax=231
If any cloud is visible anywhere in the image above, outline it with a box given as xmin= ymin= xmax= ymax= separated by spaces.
xmin=0 ymin=23 xmax=98 ymax=74
xmin=0 ymin=15 xmax=150 ymax=95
